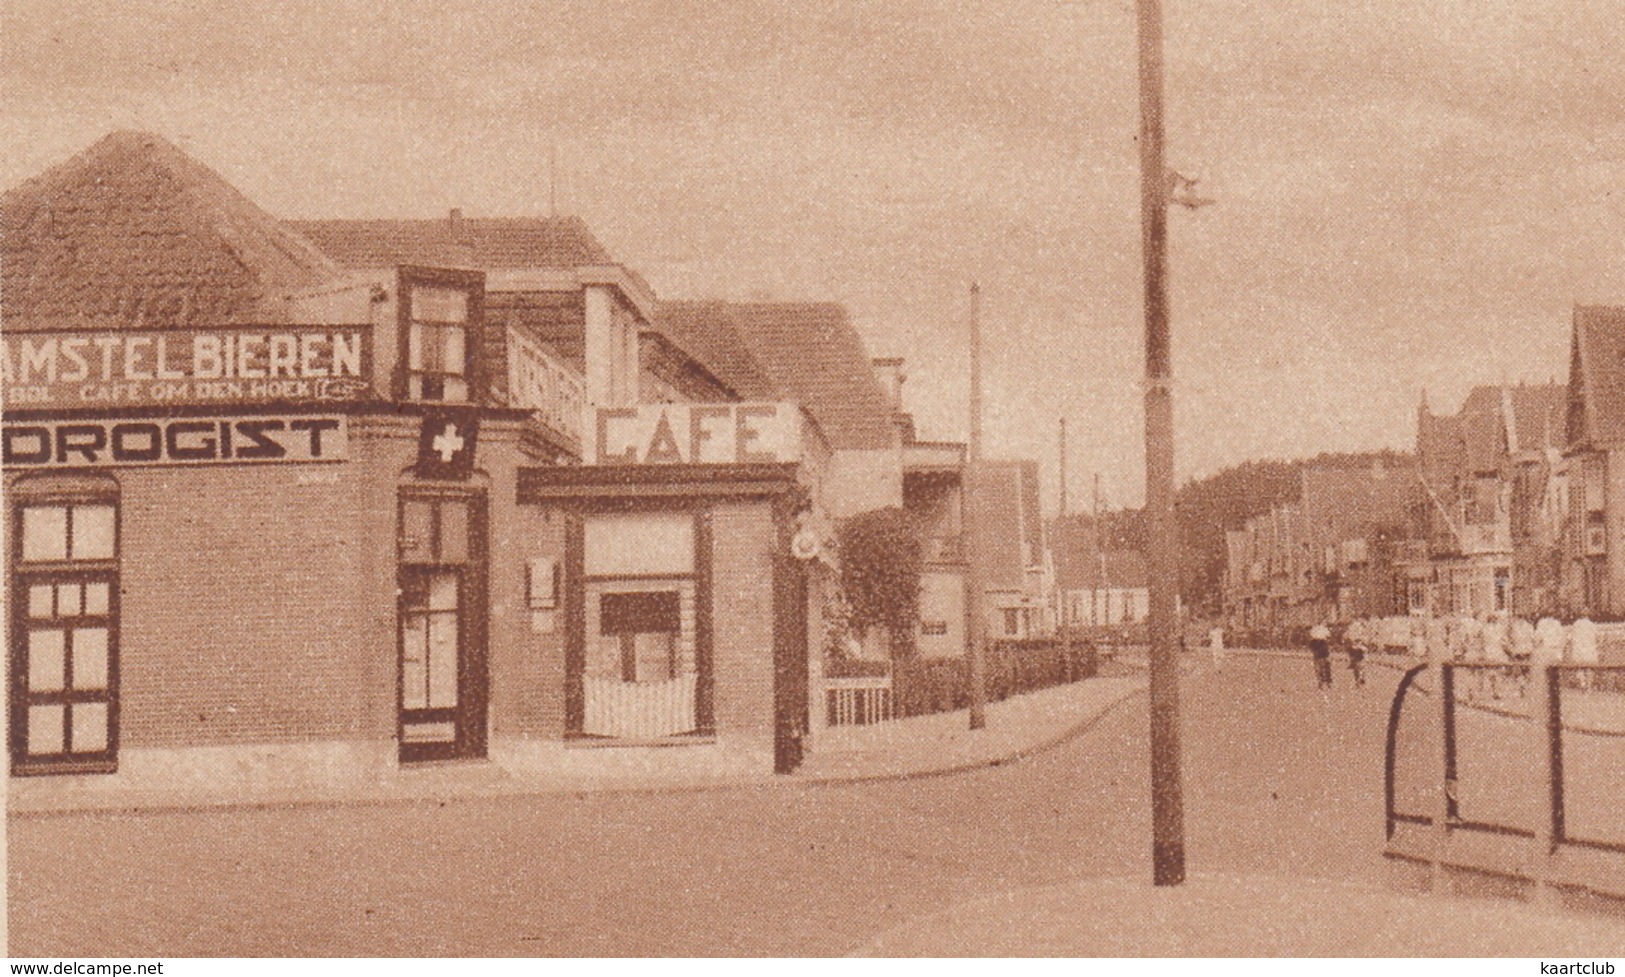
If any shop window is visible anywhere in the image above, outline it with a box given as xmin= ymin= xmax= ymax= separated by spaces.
xmin=399 ymin=267 xmax=483 ymax=404
xmin=579 ymin=511 xmax=701 ymax=739
xmin=11 ymin=490 xmax=118 ymax=775
xmin=1002 ymin=608 xmax=1021 ymax=636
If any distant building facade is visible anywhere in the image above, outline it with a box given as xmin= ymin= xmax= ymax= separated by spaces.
xmin=1560 ymin=306 xmax=1625 ymax=618
xmin=1222 ymin=459 xmax=1412 ymax=635
xmin=1409 ymin=383 xmax=1566 ymax=618
xmin=969 ymin=460 xmax=1054 ymax=640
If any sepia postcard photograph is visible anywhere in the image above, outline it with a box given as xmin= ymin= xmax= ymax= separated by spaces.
xmin=3 ymin=0 xmax=1625 ymax=962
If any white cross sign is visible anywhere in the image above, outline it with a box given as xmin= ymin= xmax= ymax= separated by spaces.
xmin=432 ymin=423 xmax=465 ymax=463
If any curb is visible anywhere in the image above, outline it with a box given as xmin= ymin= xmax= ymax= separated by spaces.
xmin=7 ymin=678 xmax=1151 ymax=821
xmin=791 ymin=677 xmax=1150 ymax=790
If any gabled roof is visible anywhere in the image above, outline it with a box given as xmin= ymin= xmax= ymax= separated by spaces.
xmin=1417 ymin=383 xmax=1566 ymax=478
xmin=970 ymin=460 xmax=1043 ymax=590
xmin=1416 ymin=405 xmax=1464 ymax=484
xmin=2 ymin=131 xmax=342 ymax=330
xmin=1299 ymin=461 xmax=1412 ymax=543
xmin=1569 ymin=306 xmax=1625 ymax=449
xmin=651 ymin=301 xmax=779 ymax=401
xmin=702 ymin=302 xmax=900 ymax=451
xmin=1052 ymin=519 xmax=1147 ymax=591
xmin=1456 ymin=383 xmax=1566 ymax=471
xmin=285 ymin=215 xmax=615 ymax=271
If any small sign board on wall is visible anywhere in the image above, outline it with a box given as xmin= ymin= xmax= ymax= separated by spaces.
xmin=1 ymin=416 xmax=349 ymax=468
xmin=1 ymin=327 xmax=372 ymax=409
xmin=586 ymin=402 xmax=802 ymax=465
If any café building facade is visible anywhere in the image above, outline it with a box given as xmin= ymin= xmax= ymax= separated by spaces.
xmin=3 ymin=132 xmax=932 ymax=793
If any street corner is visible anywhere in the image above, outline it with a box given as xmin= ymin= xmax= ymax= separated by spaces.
xmin=852 ymin=872 xmax=1625 ymax=957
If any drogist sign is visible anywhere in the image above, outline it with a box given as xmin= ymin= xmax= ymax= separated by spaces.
xmin=2 ymin=416 xmax=349 ymax=468
xmin=1 ymin=327 xmax=371 ymax=408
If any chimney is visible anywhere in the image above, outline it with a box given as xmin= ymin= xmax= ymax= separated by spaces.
xmin=872 ymin=357 xmax=906 ymax=411
xmin=448 ymin=208 xmax=463 ymax=232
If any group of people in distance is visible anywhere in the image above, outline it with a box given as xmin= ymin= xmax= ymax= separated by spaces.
xmin=1306 ymin=621 xmax=1363 ymax=695
xmin=1304 ymin=612 xmax=1605 ymax=700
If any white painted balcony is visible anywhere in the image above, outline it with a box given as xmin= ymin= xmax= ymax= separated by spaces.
xmin=507 ymin=329 xmax=586 ymax=445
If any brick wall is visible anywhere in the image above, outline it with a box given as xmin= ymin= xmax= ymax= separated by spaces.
xmin=6 ymin=414 xmax=551 ymax=753
xmin=114 ymin=438 xmax=397 ymax=747
xmin=708 ymin=502 xmax=776 ymax=733
xmin=489 ymin=501 xmax=567 ymax=738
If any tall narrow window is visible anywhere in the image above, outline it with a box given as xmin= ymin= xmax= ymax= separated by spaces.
xmin=397 ymin=491 xmax=487 ymax=762
xmin=11 ymin=483 xmax=119 ymax=775
xmin=399 ymin=267 xmax=484 ymax=404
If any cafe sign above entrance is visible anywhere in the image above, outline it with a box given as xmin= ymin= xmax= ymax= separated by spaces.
xmin=587 ymin=402 xmax=803 ymax=465
xmin=2 ymin=326 xmax=372 ymax=410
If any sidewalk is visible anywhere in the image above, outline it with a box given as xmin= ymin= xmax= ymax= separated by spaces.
xmin=857 ymin=872 xmax=1625 ymax=956
xmin=6 ymin=674 xmax=1147 ymax=818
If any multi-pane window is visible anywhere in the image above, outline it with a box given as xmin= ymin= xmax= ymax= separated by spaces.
xmin=398 ymin=267 xmax=483 ymax=404
xmin=12 ymin=498 xmax=118 ymax=774
xmin=407 ymin=286 xmax=469 ymax=402
xmin=397 ymin=492 xmax=485 ymax=761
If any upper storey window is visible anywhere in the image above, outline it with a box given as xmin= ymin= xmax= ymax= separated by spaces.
xmin=399 ymin=267 xmax=484 ymax=403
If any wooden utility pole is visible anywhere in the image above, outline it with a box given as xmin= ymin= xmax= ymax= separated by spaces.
xmin=1094 ymin=472 xmax=1106 ymax=627
xmin=966 ymin=282 xmax=988 ymax=731
xmin=1137 ymin=0 xmax=1186 ymax=886
xmin=1058 ymin=417 xmax=1069 ymax=519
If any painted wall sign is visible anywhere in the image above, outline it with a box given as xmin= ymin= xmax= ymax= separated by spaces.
xmin=587 ymin=402 xmax=802 ymax=465
xmin=1 ymin=328 xmax=371 ymax=409
xmin=506 ymin=329 xmax=585 ymax=443
xmin=1 ymin=416 xmax=348 ymax=468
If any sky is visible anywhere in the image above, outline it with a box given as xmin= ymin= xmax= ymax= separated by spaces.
xmin=4 ymin=0 xmax=1623 ymax=510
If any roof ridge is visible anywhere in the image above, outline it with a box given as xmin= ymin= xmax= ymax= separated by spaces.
xmin=3 ymin=130 xmax=342 ymax=329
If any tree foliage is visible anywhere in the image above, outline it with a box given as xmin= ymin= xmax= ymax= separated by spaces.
xmin=836 ymin=506 xmax=925 ymax=658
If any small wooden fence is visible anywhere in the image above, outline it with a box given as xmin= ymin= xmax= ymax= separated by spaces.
xmin=825 ymin=675 xmax=896 ymax=726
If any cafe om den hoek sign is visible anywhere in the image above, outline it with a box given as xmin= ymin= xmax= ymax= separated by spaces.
xmin=588 ymin=403 xmax=802 ymax=465
xmin=2 ymin=327 xmax=371 ymax=409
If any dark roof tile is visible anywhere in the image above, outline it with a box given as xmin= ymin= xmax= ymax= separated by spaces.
xmin=723 ymin=302 xmax=899 ymax=451
xmin=1572 ymin=306 xmax=1625 ymax=447
xmin=2 ymin=131 xmax=341 ymax=330
xmin=650 ymin=301 xmax=778 ymax=401
xmin=285 ymin=215 xmax=616 ymax=270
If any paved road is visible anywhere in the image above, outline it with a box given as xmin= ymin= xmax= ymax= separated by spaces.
xmin=9 ymin=655 xmax=1403 ymax=956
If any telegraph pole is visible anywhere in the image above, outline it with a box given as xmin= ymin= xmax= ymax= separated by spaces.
xmin=1137 ymin=0 xmax=1186 ymax=886
xmin=966 ymin=282 xmax=988 ymax=731
xmin=1058 ymin=417 xmax=1069 ymax=519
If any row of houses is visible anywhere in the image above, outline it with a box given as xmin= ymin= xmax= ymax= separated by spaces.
xmin=1223 ymin=306 xmax=1625 ymax=632
xmin=1 ymin=131 xmax=1054 ymax=783
xmin=1223 ymin=458 xmax=1414 ymax=635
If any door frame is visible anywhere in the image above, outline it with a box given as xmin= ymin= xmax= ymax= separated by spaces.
xmin=396 ymin=489 xmax=489 ymax=763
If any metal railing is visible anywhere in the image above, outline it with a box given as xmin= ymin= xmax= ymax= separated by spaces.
xmin=1385 ymin=661 xmax=1625 ymax=858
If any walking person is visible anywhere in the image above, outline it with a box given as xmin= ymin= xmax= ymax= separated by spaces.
xmin=1481 ymin=611 xmax=1510 ymax=700
xmin=1460 ymin=614 xmax=1487 ymax=700
xmin=1309 ymin=621 xmax=1334 ymax=697
xmin=1534 ymin=615 xmax=1566 ymax=670
xmin=1570 ymin=615 xmax=1599 ymax=692
xmin=1344 ymin=618 xmax=1368 ymax=687
xmin=1509 ymin=614 xmax=1536 ymax=698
